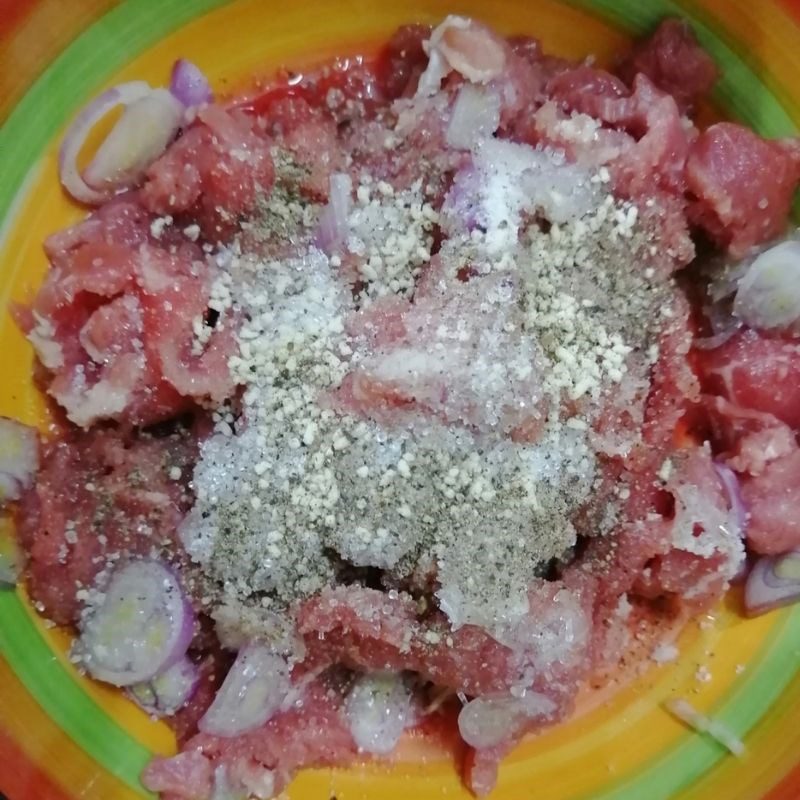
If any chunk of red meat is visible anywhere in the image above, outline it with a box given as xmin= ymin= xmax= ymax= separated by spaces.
xmin=537 ymin=69 xmax=696 ymax=265
xmin=618 ymin=19 xmax=718 ymax=112
xmin=575 ymin=515 xmax=673 ymax=612
xmin=639 ymin=447 xmax=743 ymax=602
xmin=24 ymin=235 xmax=234 ymax=426
xmin=139 ymin=265 xmax=238 ymax=403
xmin=547 ymin=65 xmax=629 ymax=121
xmin=507 ymin=35 xmax=542 ymax=64
xmin=277 ymin=116 xmax=346 ymax=200
xmin=79 ymin=294 xmax=140 ymax=362
xmin=34 ymin=242 xmax=137 ymax=316
xmin=25 ymin=242 xmax=184 ymax=427
xmin=606 ymin=75 xmax=694 ymax=198
xmin=634 ymin=548 xmax=731 ymax=606
xmin=376 ymin=24 xmax=432 ymax=99
xmin=575 ymin=445 xmax=740 ymax=616
xmin=549 ymin=69 xmax=694 ymax=192
xmin=742 ymin=450 xmax=800 ymax=555
xmin=344 ymin=294 xmax=409 ymax=348
xmin=297 ymin=580 xmax=592 ymax=699
xmin=142 ymin=106 xmax=274 ymax=241
xmin=492 ymin=49 xmax=547 ymax=132
xmin=643 ymin=293 xmax=700 ymax=450
xmin=297 ymin=586 xmax=517 ymax=695
xmin=696 ymin=329 xmax=800 ymax=430
xmin=337 ymin=273 xmax=544 ymax=436
xmin=15 ymin=428 xmax=197 ymax=625
xmin=141 ymin=751 xmax=213 ymax=800
xmin=703 ymin=395 xmax=796 ymax=476
xmin=145 ymin=679 xmax=358 ymax=800
xmin=523 ymin=100 xmax=631 ymax=168
xmin=43 ymin=195 xmax=152 ymax=262
xmin=686 ymin=123 xmax=800 ymax=256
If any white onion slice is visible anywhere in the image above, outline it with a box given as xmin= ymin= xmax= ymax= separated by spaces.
xmin=170 ymin=59 xmax=213 ymax=107
xmin=314 ymin=173 xmax=352 ymax=256
xmin=83 ymin=89 xmax=184 ymax=191
xmin=457 ymin=691 xmax=556 ymax=749
xmin=198 ymin=643 xmax=290 ymax=737
xmin=744 ymin=552 xmax=800 ymax=617
xmin=665 ymin=698 xmax=745 ymax=756
xmin=733 ymin=240 xmax=800 ymax=332
xmin=129 ymin=656 xmax=200 ymax=716
xmin=0 ymin=418 xmax=38 ymax=505
xmin=345 ymin=672 xmax=413 ymax=754
xmin=58 ymin=81 xmax=152 ymax=204
xmin=713 ymin=462 xmax=747 ymax=536
xmin=446 ymin=84 xmax=501 ymax=150
xmin=76 ymin=560 xmax=195 ymax=686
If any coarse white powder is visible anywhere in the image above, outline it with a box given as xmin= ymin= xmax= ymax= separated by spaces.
xmin=182 ymin=144 xmax=675 ymax=648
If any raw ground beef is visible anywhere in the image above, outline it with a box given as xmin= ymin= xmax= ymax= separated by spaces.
xmin=8 ymin=14 xmax=800 ymax=800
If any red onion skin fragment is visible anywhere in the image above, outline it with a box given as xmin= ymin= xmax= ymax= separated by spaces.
xmin=712 ymin=461 xmax=748 ymax=536
xmin=170 ymin=59 xmax=214 ymax=107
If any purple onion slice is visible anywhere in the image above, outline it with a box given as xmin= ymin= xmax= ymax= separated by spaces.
xmin=314 ymin=173 xmax=352 ymax=256
xmin=744 ymin=552 xmax=800 ymax=617
xmin=129 ymin=656 xmax=201 ymax=716
xmin=58 ymin=81 xmax=152 ymax=204
xmin=0 ymin=417 xmax=39 ymax=505
xmin=713 ymin=462 xmax=748 ymax=536
xmin=198 ymin=643 xmax=290 ymax=737
xmin=76 ymin=560 xmax=195 ymax=687
xmin=169 ymin=58 xmax=213 ymax=107
xmin=82 ymin=88 xmax=184 ymax=192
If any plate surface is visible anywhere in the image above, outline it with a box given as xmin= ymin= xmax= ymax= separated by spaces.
xmin=2 ymin=1 xmax=800 ymax=798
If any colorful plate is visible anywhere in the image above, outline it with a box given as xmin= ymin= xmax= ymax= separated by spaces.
xmin=2 ymin=1 xmax=800 ymax=798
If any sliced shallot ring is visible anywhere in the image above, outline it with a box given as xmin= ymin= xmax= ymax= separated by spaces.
xmin=198 ymin=643 xmax=290 ymax=737
xmin=58 ymin=81 xmax=152 ymax=204
xmin=733 ymin=240 xmax=800 ymax=332
xmin=76 ymin=559 xmax=195 ymax=686
xmin=83 ymin=88 xmax=185 ymax=191
xmin=345 ymin=672 xmax=413 ymax=754
xmin=0 ymin=417 xmax=38 ymax=504
xmin=744 ymin=552 xmax=800 ymax=617
xmin=458 ymin=691 xmax=557 ymax=749
xmin=129 ymin=656 xmax=201 ymax=716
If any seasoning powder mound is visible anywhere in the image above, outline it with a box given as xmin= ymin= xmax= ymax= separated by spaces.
xmin=183 ymin=152 xmax=673 ymax=647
